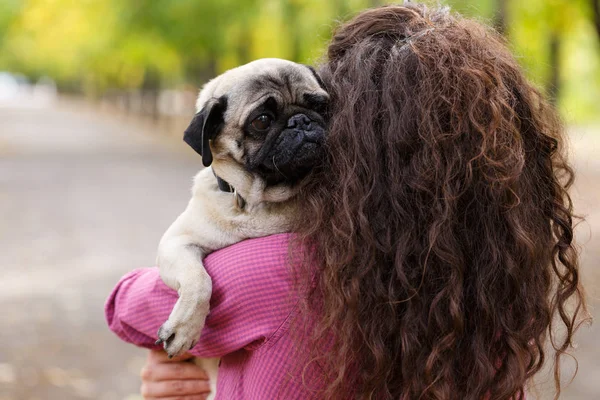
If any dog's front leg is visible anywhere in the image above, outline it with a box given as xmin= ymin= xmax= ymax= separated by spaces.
xmin=156 ymin=233 xmax=212 ymax=358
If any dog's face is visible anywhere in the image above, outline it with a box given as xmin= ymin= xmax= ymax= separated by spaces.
xmin=184 ymin=58 xmax=328 ymax=187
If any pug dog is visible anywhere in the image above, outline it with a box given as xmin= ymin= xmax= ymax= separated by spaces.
xmin=155 ymin=58 xmax=328 ymax=363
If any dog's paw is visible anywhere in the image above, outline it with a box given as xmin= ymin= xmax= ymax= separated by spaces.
xmin=154 ymin=284 xmax=211 ymax=358
xmin=156 ymin=317 xmax=204 ymax=358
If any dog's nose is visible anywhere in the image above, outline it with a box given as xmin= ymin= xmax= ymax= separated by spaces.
xmin=287 ymin=114 xmax=312 ymax=130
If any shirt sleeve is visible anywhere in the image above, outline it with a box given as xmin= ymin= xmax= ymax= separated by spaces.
xmin=104 ymin=233 xmax=298 ymax=358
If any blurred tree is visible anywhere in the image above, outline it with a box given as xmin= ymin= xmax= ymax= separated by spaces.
xmin=333 ymin=0 xmax=351 ymax=18
xmin=509 ymin=0 xmax=590 ymax=103
xmin=593 ymin=0 xmax=600 ymax=40
xmin=0 ymin=0 xmax=597 ymax=121
xmin=548 ymin=32 xmax=561 ymax=104
xmin=282 ymin=0 xmax=303 ymax=62
xmin=0 ymin=0 xmax=22 ymax=47
xmin=447 ymin=0 xmax=495 ymax=20
xmin=494 ymin=0 xmax=507 ymax=34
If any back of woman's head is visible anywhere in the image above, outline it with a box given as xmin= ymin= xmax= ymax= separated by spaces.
xmin=296 ymin=3 xmax=587 ymax=400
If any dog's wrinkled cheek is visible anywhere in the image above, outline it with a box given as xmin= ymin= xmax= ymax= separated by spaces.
xmin=244 ymin=139 xmax=262 ymax=161
xmin=211 ymin=128 xmax=248 ymax=165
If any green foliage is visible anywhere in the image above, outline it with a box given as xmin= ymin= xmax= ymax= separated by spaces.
xmin=0 ymin=0 xmax=598 ymax=122
xmin=447 ymin=0 xmax=496 ymax=19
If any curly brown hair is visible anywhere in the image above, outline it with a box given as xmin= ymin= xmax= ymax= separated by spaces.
xmin=292 ymin=4 xmax=588 ymax=400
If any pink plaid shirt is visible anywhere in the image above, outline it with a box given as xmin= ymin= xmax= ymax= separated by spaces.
xmin=105 ymin=233 xmax=325 ymax=399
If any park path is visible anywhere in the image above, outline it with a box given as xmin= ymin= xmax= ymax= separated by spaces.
xmin=0 ymin=101 xmax=598 ymax=399
xmin=0 ymin=101 xmax=200 ymax=400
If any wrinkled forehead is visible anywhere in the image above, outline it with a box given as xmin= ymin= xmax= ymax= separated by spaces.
xmin=197 ymin=60 xmax=326 ymax=125
xmin=230 ymin=71 xmax=323 ymax=125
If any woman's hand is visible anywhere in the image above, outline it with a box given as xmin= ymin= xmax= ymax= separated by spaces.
xmin=140 ymin=349 xmax=211 ymax=400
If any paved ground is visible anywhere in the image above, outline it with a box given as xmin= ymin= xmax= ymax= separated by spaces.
xmin=0 ymin=101 xmax=200 ymax=400
xmin=0 ymin=101 xmax=598 ymax=399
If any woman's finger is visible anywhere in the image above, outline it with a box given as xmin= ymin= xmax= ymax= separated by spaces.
xmin=144 ymin=394 xmax=208 ymax=400
xmin=148 ymin=348 xmax=194 ymax=363
xmin=145 ymin=396 xmax=208 ymax=400
xmin=141 ymin=379 xmax=211 ymax=398
xmin=141 ymin=361 xmax=209 ymax=381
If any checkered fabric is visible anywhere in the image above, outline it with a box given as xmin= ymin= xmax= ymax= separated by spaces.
xmin=105 ymin=233 xmax=324 ymax=399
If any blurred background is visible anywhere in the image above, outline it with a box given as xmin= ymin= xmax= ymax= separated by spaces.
xmin=0 ymin=0 xmax=598 ymax=399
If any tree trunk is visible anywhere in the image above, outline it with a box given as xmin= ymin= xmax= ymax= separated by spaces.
xmin=494 ymin=0 xmax=508 ymax=35
xmin=142 ymin=68 xmax=161 ymax=121
xmin=282 ymin=2 xmax=302 ymax=62
xmin=334 ymin=0 xmax=349 ymax=18
xmin=237 ymin=22 xmax=251 ymax=64
xmin=592 ymin=0 xmax=600 ymax=41
xmin=548 ymin=32 xmax=561 ymax=104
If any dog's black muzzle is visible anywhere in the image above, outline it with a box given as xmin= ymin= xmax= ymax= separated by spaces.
xmin=257 ymin=113 xmax=325 ymax=184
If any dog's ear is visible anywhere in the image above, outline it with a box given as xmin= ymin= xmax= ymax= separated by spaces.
xmin=183 ymin=96 xmax=228 ymax=167
xmin=304 ymin=65 xmax=326 ymax=91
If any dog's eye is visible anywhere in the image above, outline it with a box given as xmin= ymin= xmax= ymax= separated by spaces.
xmin=251 ymin=114 xmax=272 ymax=131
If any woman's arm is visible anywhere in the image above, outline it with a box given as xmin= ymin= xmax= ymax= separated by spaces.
xmin=105 ymin=233 xmax=298 ymax=358
xmin=105 ymin=267 xmax=177 ymax=352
